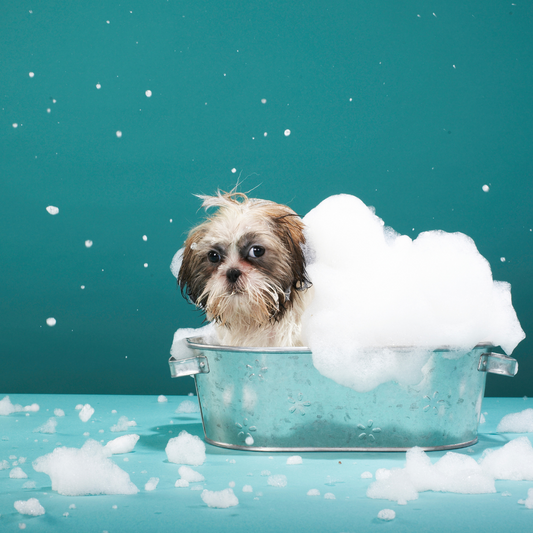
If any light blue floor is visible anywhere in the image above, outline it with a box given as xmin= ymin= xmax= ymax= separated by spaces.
xmin=1 ymin=394 xmax=532 ymax=532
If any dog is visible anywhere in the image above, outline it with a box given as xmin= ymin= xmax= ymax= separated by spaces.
xmin=177 ymin=191 xmax=312 ymax=347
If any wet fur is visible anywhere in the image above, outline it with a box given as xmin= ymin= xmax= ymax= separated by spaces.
xmin=178 ymin=192 xmax=312 ymax=347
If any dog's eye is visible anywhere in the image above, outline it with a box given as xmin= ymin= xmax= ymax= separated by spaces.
xmin=207 ymin=251 xmax=221 ymax=263
xmin=248 ymin=246 xmax=265 ymax=258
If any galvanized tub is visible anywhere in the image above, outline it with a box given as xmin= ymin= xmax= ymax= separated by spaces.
xmin=169 ymin=338 xmax=518 ymax=451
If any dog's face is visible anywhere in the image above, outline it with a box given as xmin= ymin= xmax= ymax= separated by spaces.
xmin=178 ymin=192 xmax=310 ymax=329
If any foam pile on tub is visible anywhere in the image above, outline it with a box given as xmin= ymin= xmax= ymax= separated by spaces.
xmin=171 ymin=194 xmax=524 ymax=392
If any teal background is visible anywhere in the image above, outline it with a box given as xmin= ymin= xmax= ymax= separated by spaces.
xmin=1 ymin=1 xmax=531 ymax=397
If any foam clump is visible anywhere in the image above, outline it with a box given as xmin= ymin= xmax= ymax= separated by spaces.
xmin=0 ymin=396 xmax=39 ymax=416
xmin=33 ymin=417 xmax=57 ymax=434
xmin=175 ymin=478 xmax=189 ymax=488
xmin=497 ymin=408 xmax=533 ymax=433
xmin=10 ymin=467 xmax=28 ymax=479
xmin=302 ymin=194 xmax=525 ymax=392
xmin=144 ymin=477 xmax=159 ymax=491
xmin=267 ymin=474 xmax=287 ymax=488
xmin=170 ymin=323 xmax=217 ymax=360
xmin=286 ymin=455 xmax=302 ymax=465
xmin=518 ymin=488 xmax=533 ymax=509
xmin=157 ymin=395 xmax=168 ymax=403
xmin=176 ymin=400 xmax=200 ymax=414
xmin=242 ymin=485 xmax=253 ymax=493
xmin=307 ymin=489 xmax=320 ymax=496
xmin=32 ymin=439 xmax=139 ymax=496
xmin=14 ymin=498 xmax=45 ymax=516
xmin=78 ymin=404 xmax=94 ymax=423
xmin=367 ymin=447 xmax=495 ymax=503
xmin=377 ymin=509 xmax=396 ymax=521
xmin=1 ymin=460 xmax=10 ymax=470
xmin=165 ymin=430 xmax=206 ymax=466
xmin=110 ymin=416 xmax=137 ymax=432
xmin=104 ymin=434 xmax=140 ymax=455
xmin=201 ymin=488 xmax=239 ymax=508
xmin=178 ymin=465 xmax=205 ymax=482
xmin=479 ymin=437 xmax=533 ymax=480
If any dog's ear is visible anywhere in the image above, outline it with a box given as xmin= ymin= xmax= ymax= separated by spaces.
xmin=178 ymin=225 xmax=209 ymax=307
xmin=270 ymin=212 xmax=312 ymax=292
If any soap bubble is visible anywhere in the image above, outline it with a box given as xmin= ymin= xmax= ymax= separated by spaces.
xmin=46 ymin=318 xmax=56 ymax=327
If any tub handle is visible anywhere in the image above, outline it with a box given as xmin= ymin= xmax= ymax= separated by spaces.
xmin=478 ymin=352 xmax=518 ymax=377
xmin=169 ymin=354 xmax=210 ymax=378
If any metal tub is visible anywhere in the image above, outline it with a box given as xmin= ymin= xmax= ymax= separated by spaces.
xmin=169 ymin=338 xmax=518 ymax=451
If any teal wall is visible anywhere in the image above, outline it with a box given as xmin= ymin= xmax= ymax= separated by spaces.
xmin=2 ymin=1 xmax=532 ymax=397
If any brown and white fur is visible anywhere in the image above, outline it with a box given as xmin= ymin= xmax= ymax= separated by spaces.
xmin=178 ymin=191 xmax=312 ymax=347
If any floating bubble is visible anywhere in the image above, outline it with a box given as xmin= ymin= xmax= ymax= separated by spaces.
xmin=142 ymin=235 xmax=147 ymax=241
xmin=46 ymin=206 xmax=59 ymax=215
xmin=85 ymin=240 xmax=93 ymax=248
xmin=261 ymin=98 xmax=267 ymax=104
xmin=116 ymin=131 xmax=122 ymax=138
xmin=145 ymin=90 xmax=152 ymax=97
xmin=96 ymin=83 xmax=101 ymax=89
xmin=29 ymin=72 xmax=35 ymax=78
xmin=46 ymin=318 xmax=56 ymax=327
xmin=245 ymin=436 xmax=254 ymax=445
xmin=12 ymin=123 xmax=18 ymax=128
xmin=500 ymin=257 xmax=506 ymax=262
xmin=482 ymin=185 xmax=490 ymax=192
xmin=231 ymin=168 xmax=237 ymax=173
xmin=284 ymin=129 xmax=291 ymax=136
xmin=144 ymin=263 xmax=148 ymax=268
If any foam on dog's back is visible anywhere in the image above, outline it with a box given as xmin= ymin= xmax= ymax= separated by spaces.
xmin=301 ymin=194 xmax=524 ymax=392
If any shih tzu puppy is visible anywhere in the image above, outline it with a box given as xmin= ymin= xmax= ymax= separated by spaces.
xmin=177 ymin=191 xmax=312 ymax=347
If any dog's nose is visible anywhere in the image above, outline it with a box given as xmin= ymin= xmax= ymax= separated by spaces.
xmin=226 ymin=268 xmax=242 ymax=284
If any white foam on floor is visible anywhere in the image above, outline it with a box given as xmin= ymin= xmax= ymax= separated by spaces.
xmin=0 ymin=397 xmax=39 ymax=416
xmin=178 ymin=465 xmax=205 ymax=482
xmin=78 ymin=405 xmax=94 ymax=423
xmin=32 ymin=439 xmax=139 ymax=496
xmin=497 ymin=408 xmax=533 ymax=433
xmin=110 ymin=416 xmax=137 ymax=432
xmin=165 ymin=431 xmax=206 ymax=466
xmin=201 ymin=488 xmax=239 ymax=508
xmin=14 ymin=498 xmax=45 ymax=516
xmin=104 ymin=434 xmax=140 ymax=455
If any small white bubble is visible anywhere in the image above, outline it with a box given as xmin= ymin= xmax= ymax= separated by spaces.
xmin=12 ymin=123 xmax=18 ymax=128
xmin=500 ymin=257 xmax=506 ymax=262
xmin=47 ymin=108 xmax=51 ymax=113
xmin=261 ymin=98 xmax=267 ymax=104
xmin=245 ymin=436 xmax=254 ymax=445
xmin=85 ymin=240 xmax=93 ymax=248
xmin=81 ymin=285 xmax=85 ymax=290
xmin=46 ymin=317 xmax=57 ymax=327
xmin=46 ymin=206 xmax=59 ymax=215
xmin=144 ymin=263 xmax=148 ymax=268
xmin=482 ymin=184 xmax=490 ymax=192
xmin=106 ymin=20 xmax=110 ymax=24
xmin=96 ymin=83 xmax=101 ymax=89
xmin=145 ymin=90 xmax=152 ymax=97
xmin=142 ymin=235 xmax=147 ymax=241
xmin=231 ymin=168 xmax=237 ymax=173
xmin=29 ymin=72 xmax=35 ymax=78
xmin=116 ymin=131 xmax=122 ymax=138
xmin=52 ymin=99 xmax=56 ymax=103
xmin=264 ymin=132 xmax=267 ymax=137
xmin=284 ymin=129 xmax=291 ymax=136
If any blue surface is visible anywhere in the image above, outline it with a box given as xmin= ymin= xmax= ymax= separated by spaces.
xmin=1 ymin=394 xmax=533 ymax=532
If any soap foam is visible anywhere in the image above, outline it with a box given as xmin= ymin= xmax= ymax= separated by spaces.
xmin=200 ymin=488 xmax=239 ymax=508
xmin=33 ymin=417 xmax=57 ymax=434
xmin=302 ymin=194 xmax=525 ymax=392
xmin=14 ymin=498 xmax=45 ymax=516
xmin=32 ymin=439 xmax=139 ymax=496
xmin=178 ymin=465 xmax=205 ymax=482
xmin=479 ymin=436 xmax=533 ymax=480
xmin=165 ymin=430 xmax=206 ymax=466
xmin=110 ymin=416 xmax=137 ymax=432
xmin=496 ymin=408 xmax=533 ymax=433
xmin=0 ymin=397 xmax=39 ymax=416
xmin=104 ymin=434 xmax=140 ymax=455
